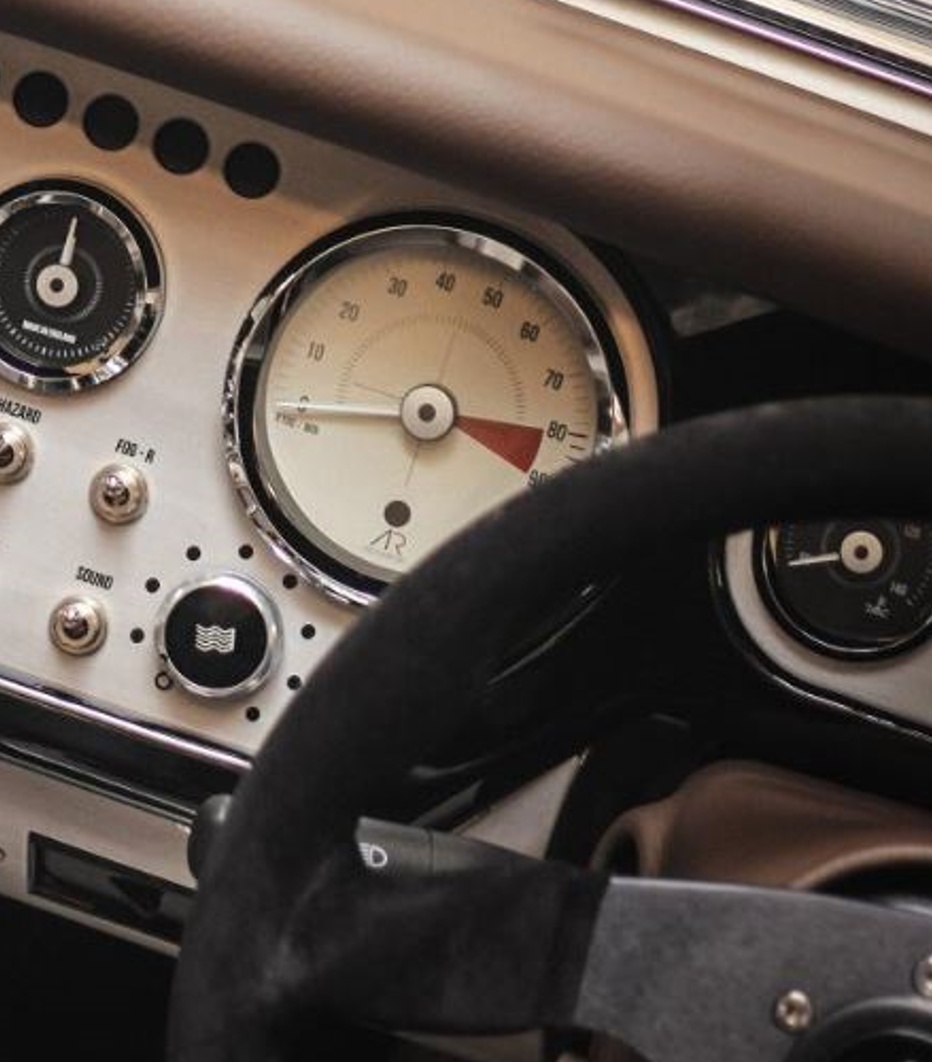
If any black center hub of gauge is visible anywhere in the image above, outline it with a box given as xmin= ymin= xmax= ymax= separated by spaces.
xmin=758 ymin=518 xmax=932 ymax=657
xmin=0 ymin=181 xmax=162 ymax=391
xmin=157 ymin=575 xmax=280 ymax=699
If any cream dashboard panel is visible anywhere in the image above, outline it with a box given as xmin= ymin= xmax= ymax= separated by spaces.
xmin=0 ymin=34 xmax=659 ymax=760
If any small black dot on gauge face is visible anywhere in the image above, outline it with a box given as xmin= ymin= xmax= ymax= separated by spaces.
xmin=245 ymin=706 xmax=261 ymax=722
xmin=186 ymin=545 xmax=202 ymax=561
xmin=301 ymin=624 xmax=316 ymax=640
xmin=130 ymin=627 xmax=145 ymax=644
xmin=384 ymin=500 xmax=411 ymax=528
xmin=287 ymin=675 xmax=301 ymax=691
xmin=238 ymin=544 xmax=254 ymax=560
xmin=153 ymin=118 xmax=209 ymax=175
xmin=145 ymin=577 xmax=161 ymax=594
xmin=224 ymin=141 xmax=281 ymax=199
xmin=14 ymin=71 xmax=69 ymax=128
xmin=83 ymin=94 xmax=139 ymax=151
xmin=282 ymin=573 xmax=298 ymax=590
xmin=418 ymin=404 xmax=436 ymax=423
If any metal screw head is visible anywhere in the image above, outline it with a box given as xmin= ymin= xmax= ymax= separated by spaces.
xmin=914 ymin=955 xmax=932 ymax=998
xmin=774 ymin=990 xmax=814 ymax=1034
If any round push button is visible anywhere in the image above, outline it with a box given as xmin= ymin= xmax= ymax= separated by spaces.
xmin=156 ymin=574 xmax=281 ymax=699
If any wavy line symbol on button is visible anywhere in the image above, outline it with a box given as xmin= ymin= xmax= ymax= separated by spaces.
xmin=194 ymin=624 xmax=237 ymax=655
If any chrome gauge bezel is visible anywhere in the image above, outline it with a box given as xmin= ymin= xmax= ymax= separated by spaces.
xmin=0 ymin=180 xmax=163 ymax=394
xmin=225 ymin=215 xmax=636 ymax=607
xmin=754 ymin=523 xmax=932 ymax=660
xmin=154 ymin=572 xmax=283 ymax=701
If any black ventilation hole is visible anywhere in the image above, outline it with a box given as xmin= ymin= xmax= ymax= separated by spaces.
xmin=14 ymin=71 xmax=69 ymax=128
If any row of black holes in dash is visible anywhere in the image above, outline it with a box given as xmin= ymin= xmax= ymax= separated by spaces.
xmin=12 ymin=70 xmax=280 ymax=199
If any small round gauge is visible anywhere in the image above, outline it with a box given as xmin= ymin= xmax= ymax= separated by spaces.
xmin=758 ymin=519 xmax=932 ymax=658
xmin=227 ymin=219 xmax=638 ymax=605
xmin=0 ymin=180 xmax=162 ymax=392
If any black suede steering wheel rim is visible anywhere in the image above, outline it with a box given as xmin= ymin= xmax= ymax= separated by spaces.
xmin=168 ymin=396 xmax=932 ymax=1061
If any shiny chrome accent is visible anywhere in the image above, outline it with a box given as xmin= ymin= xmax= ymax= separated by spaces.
xmin=549 ymin=0 xmax=932 ymax=101
xmin=0 ymin=668 xmax=251 ymax=773
xmin=88 ymin=462 xmax=149 ymax=524
xmin=773 ymin=989 xmax=815 ymax=1034
xmin=0 ymin=421 xmax=33 ymax=482
xmin=154 ymin=572 xmax=282 ymax=700
xmin=224 ymin=219 xmax=630 ymax=608
xmin=0 ymin=184 xmax=163 ymax=394
xmin=48 ymin=595 xmax=108 ymax=655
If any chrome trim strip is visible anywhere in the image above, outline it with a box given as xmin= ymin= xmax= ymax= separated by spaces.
xmin=0 ymin=670 xmax=251 ymax=774
xmin=0 ymin=739 xmax=196 ymax=818
xmin=550 ymin=0 xmax=932 ymax=101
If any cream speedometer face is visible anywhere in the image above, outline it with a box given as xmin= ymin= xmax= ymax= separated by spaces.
xmin=229 ymin=222 xmax=629 ymax=605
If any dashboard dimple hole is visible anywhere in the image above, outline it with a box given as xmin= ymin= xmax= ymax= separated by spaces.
xmin=153 ymin=118 xmax=209 ymax=175
xmin=301 ymin=624 xmax=316 ymax=640
xmin=282 ymin=574 xmax=298 ymax=590
xmin=224 ymin=142 xmax=280 ymax=199
xmin=13 ymin=71 xmax=69 ymax=128
xmin=130 ymin=628 xmax=145 ymax=644
xmin=287 ymin=675 xmax=301 ymax=691
xmin=83 ymin=94 xmax=139 ymax=151
xmin=145 ymin=577 xmax=161 ymax=594
xmin=245 ymin=706 xmax=260 ymax=722
xmin=238 ymin=544 xmax=254 ymax=560
xmin=185 ymin=546 xmax=201 ymax=562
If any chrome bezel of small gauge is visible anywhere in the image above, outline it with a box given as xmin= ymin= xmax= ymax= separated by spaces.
xmin=0 ymin=180 xmax=163 ymax=393
xmin=154 ymin=573 xmax=283 ymax=700
xmin=754 ymin=523 xmax=932 ymax=660
xmin=224 ymin=215 xmax=634 ymax=608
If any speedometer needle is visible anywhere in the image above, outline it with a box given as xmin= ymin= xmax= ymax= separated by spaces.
xmin=276 ymin=399 xmax=400 ymax=420
xmin=456 ymin=416 xmax=544 ymax=473
xmin=787 ymin=551 xmax=841 ymax=568
xmin=277 ymin=399 xmax=545 ymax=472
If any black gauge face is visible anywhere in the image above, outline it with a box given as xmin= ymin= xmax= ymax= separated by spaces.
xmin=759 ymin=518 xmax=932 ymax=658
xmin=0 ymin=182 xmax=162 ymax=392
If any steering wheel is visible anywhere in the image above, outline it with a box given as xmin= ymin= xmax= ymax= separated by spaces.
xmin=167 ymin=396 xmax=932 ymax=1062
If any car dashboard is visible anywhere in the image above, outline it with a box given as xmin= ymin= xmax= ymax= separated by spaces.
xmin=1 ymin=2 xmax=932 ymax=1060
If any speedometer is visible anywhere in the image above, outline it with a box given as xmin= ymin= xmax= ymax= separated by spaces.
xmin=226 ymin=219 xmax=644 ymax=605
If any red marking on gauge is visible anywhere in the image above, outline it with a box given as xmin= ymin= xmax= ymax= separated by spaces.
xmin=456 ymin=416 xmax=544 ymax=473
